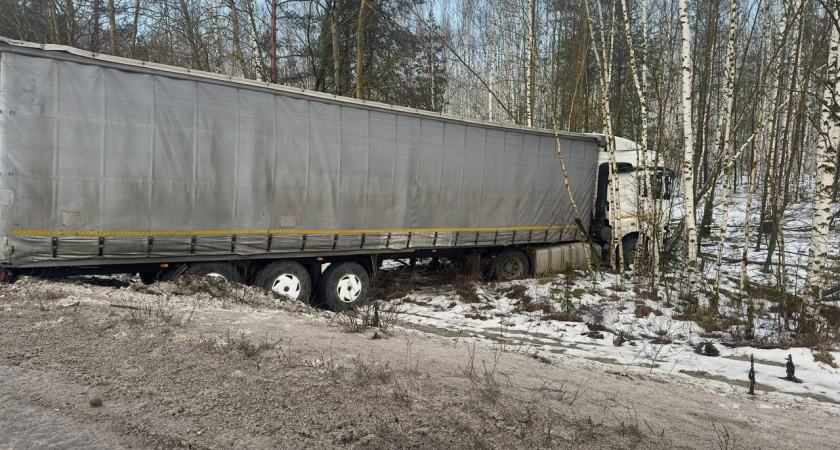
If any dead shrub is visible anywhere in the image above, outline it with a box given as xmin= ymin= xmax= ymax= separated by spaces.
xmin=115 ymin=297 xmax=197 ymax=328
xmin=36 ymin=287 xmax=69 ymax=310
xmin=332 ymin=302 xmax=403 ymax=333
xmin=650 ymin=328 xmax=673 ymax=345
xmin=543 ymin=311 xmax=584 ymax=322
xmin=584 ymin=304 xmax=606 ymax=328
xmin=351 ymin=354 xmax=394 ymax=386
xmin=514 ymin=295 xmax=551 ymax=314
xmin=502 ymin=285 xmax=529 ymax=300
xmin=173 ymin=275 xmax=234 ymax=298
xmin=333 ymin=307 xmax=372 ymax=333
xmin=197 ymin=330 xmax=277 ymax=367
xmin=455 ymin=279 xmax=482 ymax=304
xmin=813 ymin=347 xmax=838 ymax=368
xmin=219 ymin=330 xmax=276 ymax=359
xmin=463 ymin=343 xmax=507 ymax=402
xmin=674 ymin=309 xmax=740 ymax=333
xmin=369 ymin=267 xmax=416 ymax=301
xmin=634 ymin=303 xmax=663 ymax=318
xmin=236 ymin=335 xmax=275 ymax=358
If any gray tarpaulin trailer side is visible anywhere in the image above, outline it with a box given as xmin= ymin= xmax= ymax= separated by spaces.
xmin=0 ymin=37 xmax=601 ymax=308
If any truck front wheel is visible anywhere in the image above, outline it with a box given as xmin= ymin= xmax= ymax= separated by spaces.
xmin=493 ymin=249 xmax=529 ymax=281
xmin=255 ymin=261 xmax=311 ymax=303
xmin=318 ymin=261 xmax=369 ymax=311
xmin=186 ymin=262 xmax=243 ymax=284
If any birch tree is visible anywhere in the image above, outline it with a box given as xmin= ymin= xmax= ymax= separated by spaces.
xmin=582 ymin=0 xmax=625 ymax=278
xmin=525 ymin=0 xmax=536 ymax=127
xmin=805 ymin=2 xmax=840 ymax=316
xmin=620 ymin=0 xmax=657 ymax=288
xmin=711 ymin=0 xmax=740 ymax=312
xmin=679 ymin=0 xmax=699 ymax=298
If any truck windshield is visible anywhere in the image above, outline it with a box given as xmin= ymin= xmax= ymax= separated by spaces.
xmin=651 ymin=168 xmax=673 ymax=200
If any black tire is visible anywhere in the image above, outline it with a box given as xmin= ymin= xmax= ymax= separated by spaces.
xmin=255 ymin=261 xmax=312 ymax=303
xmin=620 ymin=237 xmax=639 ymax=271
xmin=159 ymin=264 xmax=188 ymax=282
xmin=186 ymin=262 xmax=243 ymax=284
xmin=493 ymin=249 xmax=529 ymax=281
xmin=139 ymin=272 xmax=158 ymax=285
xmin=317 ymin=262 xmax=370 ymax=311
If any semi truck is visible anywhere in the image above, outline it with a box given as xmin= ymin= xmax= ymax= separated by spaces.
xmin=0 ymin=37 xmax=672 ymax=310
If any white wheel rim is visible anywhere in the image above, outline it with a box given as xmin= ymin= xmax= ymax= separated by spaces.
xmin=207 ymin=273 xmax=228 ymax=282
xmin=336 ymin=274 xmax=362 ymax=303
xmin=271 ymin=274 xmax=302 ymax=299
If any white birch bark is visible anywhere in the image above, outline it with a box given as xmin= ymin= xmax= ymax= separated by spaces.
xmin=246 ymin=0 xmax=266 ymax=81
xmin=713 ymin=0 xmax=740 ymax=304
xmin=679 ymin=0 xmax=698 ymax=296
xmin=805 ymin=5 xmax=840 ymax=306
xmin=525 ymin=0 xmax=536 ymax=127
xmin=585 ymin=0 xmax=623 ymax=277
xmin=619 ymin=0 xmax=654 ymax=282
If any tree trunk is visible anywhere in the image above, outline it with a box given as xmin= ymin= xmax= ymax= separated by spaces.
xmin=227 ymin=0 xmax=249 ymax=77
xmin=620 ymin=0 xmax=655 ymax=289
xmin=355 ymin=0 xmax=366 ymax=99
xmin=525 ymin=0 xmax=536 ymax=127
xmin=713 ymin=0 xmax=740 ymax=312
xmin=271 ymin=0 xmax=278 ymax=83
xmin=679 ymin=0 xmax=699 ymax=298
xmin=93 ymin=0 xmax=101 ymax=52
xmin=108 ymin=0 xmax=117 ymax=55
xmin=331 ymin=0 xmax=342 ymax=94
xmin=805 ymin=4 xmax=840 ymax=311
xmin=245 ymin=0 xmax=266 ymax=81
xmin=586 ymin=0 xmax=624 ymax=277
xmin=131 ymin=0 xmax=141 ymax=58
xmin=49 ymin=0 xmax=59 ymax=43
xmin=64 ymin=0 xmax=77 ymax=46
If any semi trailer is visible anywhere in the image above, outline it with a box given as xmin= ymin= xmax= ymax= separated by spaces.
xmin=0 ymin=37 xmax=672 ymax=310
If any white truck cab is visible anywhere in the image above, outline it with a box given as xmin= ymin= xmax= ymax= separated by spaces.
xmin=590 ymin=136 xmax=673 ymax=264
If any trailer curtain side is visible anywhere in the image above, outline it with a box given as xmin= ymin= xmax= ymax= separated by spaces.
xmin=0 ymin=42 xmax=600 ymax=267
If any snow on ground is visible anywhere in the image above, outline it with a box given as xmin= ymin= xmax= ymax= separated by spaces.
xmin=380 ymin=190 xmax=840 ymax=406
xmin=697 ymin=182 xmax=840 ymax=290
xmin=389 ymin=271 xmax=840 ymax=405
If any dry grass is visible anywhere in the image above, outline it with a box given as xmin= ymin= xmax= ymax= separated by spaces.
xmin=501 ymin=285 xmax=530 ymax=300
xmin=351 ymin=353 xmax=394 ymax=386
xmin=813 ymin=347 xmax=837 ymax=368
xmin=455 ymin=279 xmax=482 ymax=304
xmin=634 ymin=302 xmax=664 ymax=318
xmin=116 ymin=298 xmax=197 ymax=328
xmin=543 ymin=310 xmax=584 ymax=322
xmin=463 ymin=343 xmax=509 ymax=402
xmin=332 ymin=302 xmax=404 ymax=333
xmin=33 ymin=286 xmax=70 ymax=310
xmin=515 ymin=296 xmax=552 ymax=314
xmin=674 ymin=308 xmax=740 ymax=334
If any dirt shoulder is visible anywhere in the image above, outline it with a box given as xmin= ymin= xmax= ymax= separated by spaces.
xmin=0 ymin=278 xmax=837 ymax=449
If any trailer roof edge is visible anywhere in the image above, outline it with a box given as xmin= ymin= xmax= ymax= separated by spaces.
xmin=0 ymin=36 xmax=604 ymax=145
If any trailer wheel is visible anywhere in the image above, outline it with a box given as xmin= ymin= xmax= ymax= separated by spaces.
xmin=620 ymin=237 xmax=640 ymax=271
xmin=139 ymin=272 xmax=158 ymax=285
xmin=186 ymin=262 xmax=243 ymax=284
xmin=318 ymin=262 xmax=369 ymax=311
xmin=255 ymin=261 xmax=311 ymax=303
xmin=493 ymin=249 xmax=529 ymax=281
